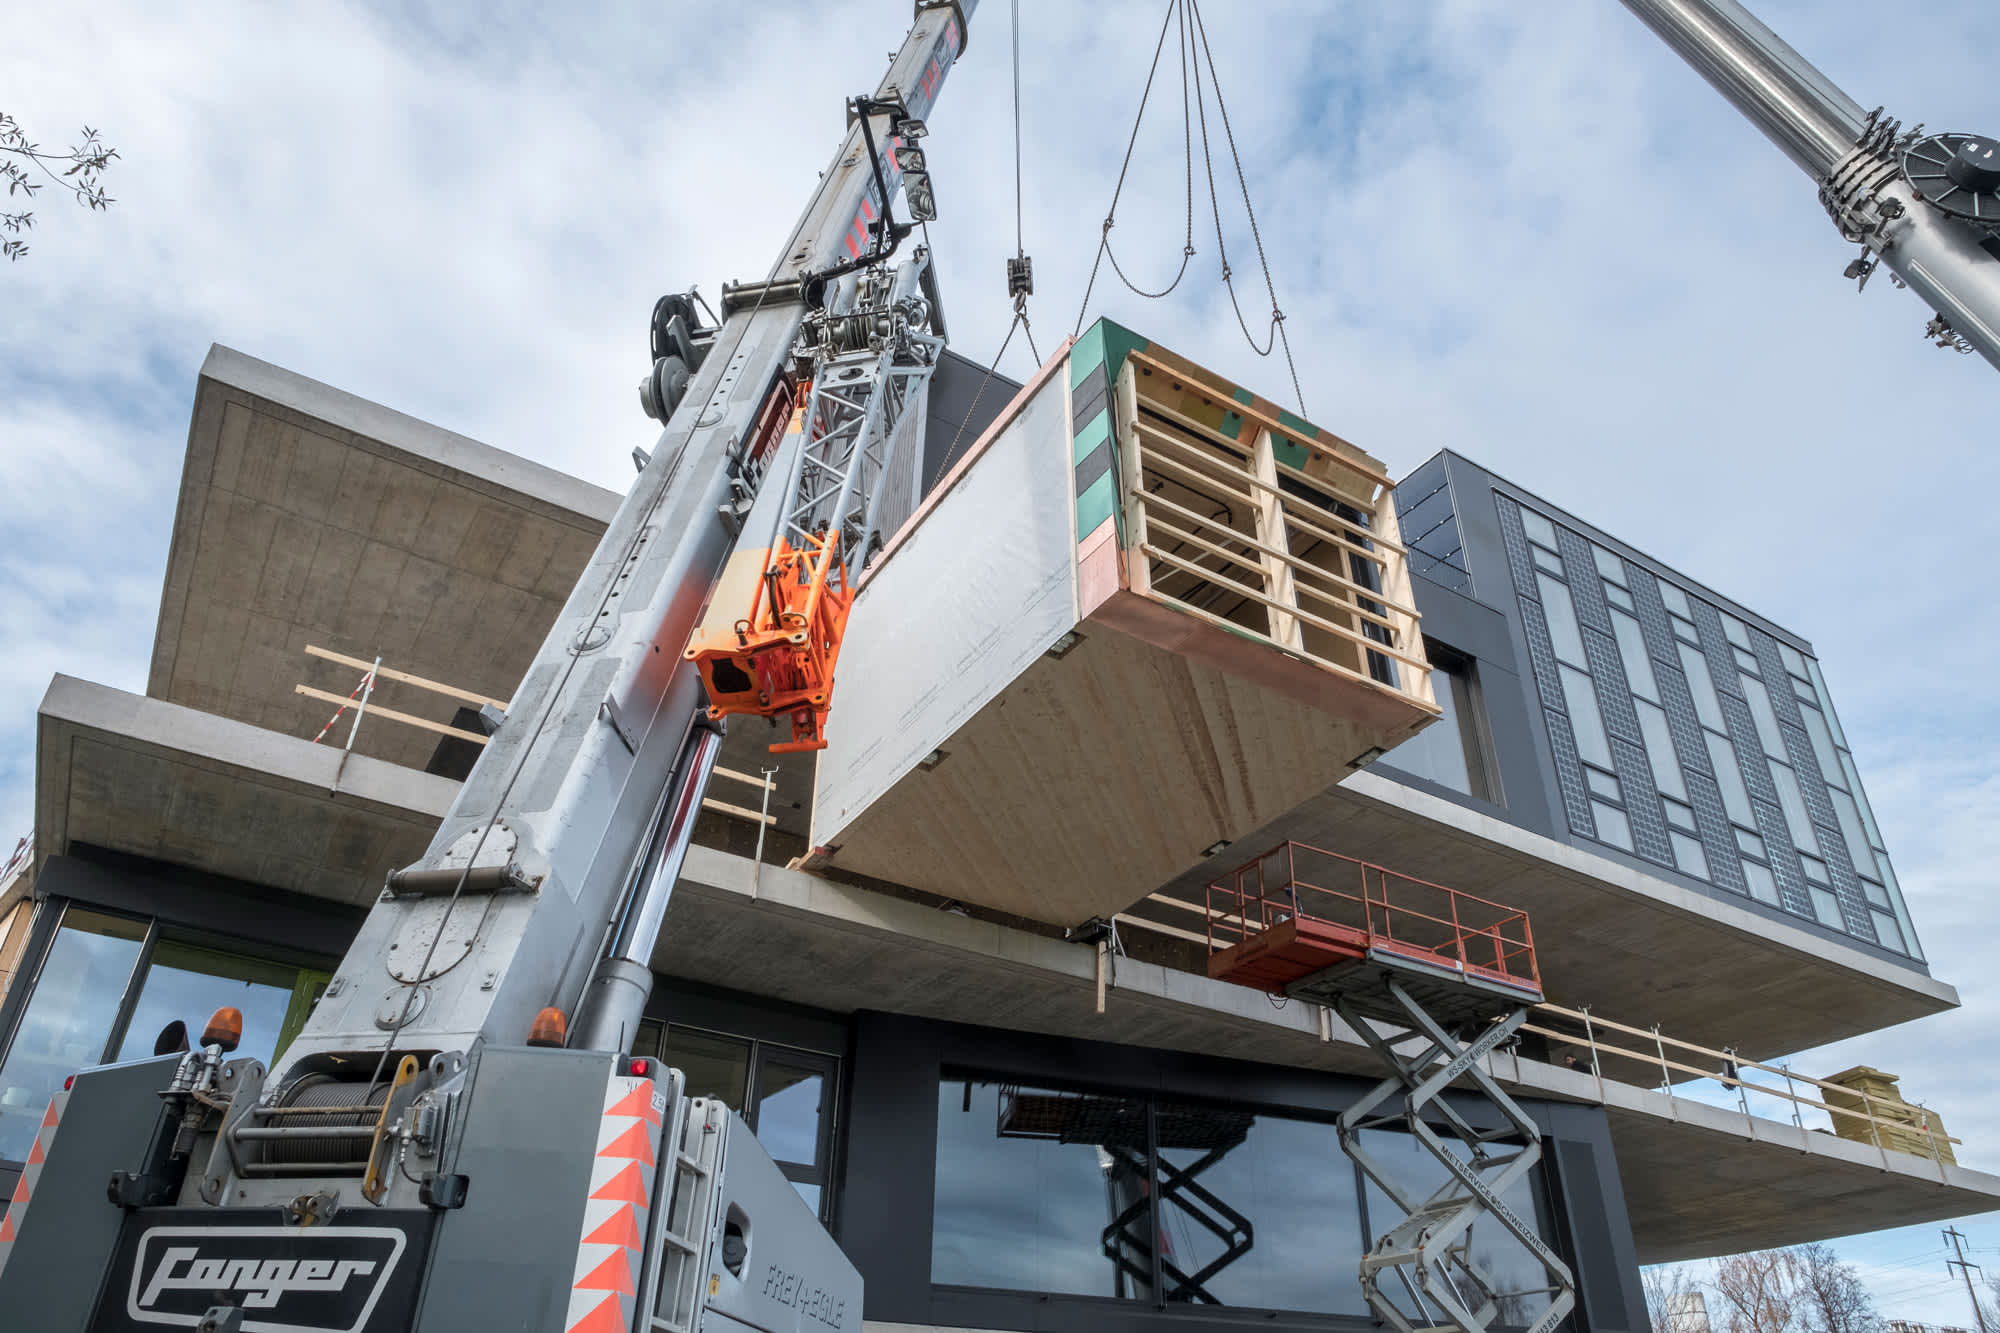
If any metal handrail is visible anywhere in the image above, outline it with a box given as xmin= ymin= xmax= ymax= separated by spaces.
xmin=1204 ymin=841 xmax=1541 ymax=990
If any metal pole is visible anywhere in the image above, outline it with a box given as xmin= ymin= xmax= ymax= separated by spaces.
xmin=1945 ymin=1226 xmax=1990 ymax=1333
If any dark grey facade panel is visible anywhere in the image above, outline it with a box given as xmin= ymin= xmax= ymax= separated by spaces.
xmin=1495 ymin=491 xmax=1541 ymax=601
xmin=1395 ymin=454 xmax=1472 ymax=595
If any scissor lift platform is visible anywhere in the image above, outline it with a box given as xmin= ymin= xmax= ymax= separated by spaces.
xmin=1202 ymin=842 xmax=1574 ymax=1333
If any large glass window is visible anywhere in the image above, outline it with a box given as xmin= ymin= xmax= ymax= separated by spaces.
xmin=1677 ymin=643 xmax=1726 ymax=732
xmin=933 ymin=1078 xmax=1372 ymax=1316
xmin=1634 ymin=701 xmax=1686 ymax=800
xmin=1560 ymin=667 xmax=1612 ymax=769
xmin=1384 ymin=651 xmax=1499 ymax=804
xmin=1537 ymin=575 xmax=1587 ymax=669
xmin=0 ymin=907 xmax=327 ymax=1163
xmin=0 ymin=909 xmax=145 ymax=1160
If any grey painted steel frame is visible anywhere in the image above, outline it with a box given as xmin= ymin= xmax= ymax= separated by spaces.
xmin=837 ymin=1010 xmax=1650 ymax=1333
xmin=277 ymin=3 xmax=979 ymax=1088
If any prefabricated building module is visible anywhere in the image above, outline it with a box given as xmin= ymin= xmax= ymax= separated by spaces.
xmin=803 ymin=320 xmax=1442 ymax=928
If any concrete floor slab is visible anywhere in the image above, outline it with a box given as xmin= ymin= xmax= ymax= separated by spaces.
xmin=657 ymin=845 xmax=2000 ymax=1263
xmin=148 ymin=346 xmax=619 ymax=772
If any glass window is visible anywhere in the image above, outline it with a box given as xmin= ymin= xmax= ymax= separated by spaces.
xmin=1779 ymin=642 xmax=1809 ymax=680
xmin=1705 ymin=732 xmax=1755 ymax=825
xmin=1612 ymin=612 xmax=1658 ymax=702
xmin=1593 ymin=547 xmax=1627 ymax=586
xmin=1809 ymin=888 xmax=1844 ymax=929
xmin=1678 ymin=644 xmax=1726 ymax=732
xmin=1792 ymin=675 xmax=1819 ymax=708
xmin=1538 ymin=575 xmax=1587 ymax=669
xmin=1153 ymin=1101 xmax=1367 ymax=1314
xmin=1605 ymin=582 xmax=1634 ymax=612
xmin=1839 ymin=753 xmax=1885 ymax=848
xmin=1735 ymin=828 xmax=1766 ymax=858
xmin=1560 ymin=668 xmax=1613 ymax=769
xmin=1585 ymin=768 xmax=1621 ymax=801
xmin=1739 ymin=676 xmax=1786 ymax=760
xmin=1672 ymin=615 xmax=1700 ymax=645
xmin=1592 ymin=802 xmax=1633 ymax=851
xmin=1658 ymin=582 xmax=1692 ymax=618
xmin=1532 ymin=545 xmax=1563 ymax=576
xmin=934 ymin=1080 xmax=1149 ymax=1298
xmin=1829 ymin=787 xmax=1872 ymax=869
xmin=1742 ymin=860 xmax=1780 ymax=906
xmin=1384 ymin=660 xmax=1496 ymax=803
xmin=1806 ymin=659 xmax=1849 ymax=747
xmin=1721 ymin=614 xmax=1752 ymax=651
xmin=0 ymin=910 xmax=145 ymax=1161
xmin=1732 ymin=647 xmax=1760 ymax=675
xmin=1358 ymin=1129 xmax=1552 ymax=1328
xmin=1800 ymin=854 xmax=1831 ymax=886
xmin=1875 ymin=856 xmax=1924 ymax=961
xmin=1670 ymin=832 xmax=1709 ymax=879
xmin=1799 ymin=706 xmax=1843 ymax=787
xmin=661 ymin=1028 xmax=752 ymax=1110
xmin=114 ymin=940 xmax=297 ymax=1066
xmin=1521 ymin=509 xmax=1559 ymax=550
xmin=1660 ymin=796 xmax=1697 ymax=833
xmin=1769 ymin=764 xmax=1820 ymax=855
xmin=1634 ymin=701 xmax=1687 ymax=800
xmin=756 ymin=1053 xmax=828 ymax=1170
xmin=1860 ymin=876 xmax=1890 ymax=909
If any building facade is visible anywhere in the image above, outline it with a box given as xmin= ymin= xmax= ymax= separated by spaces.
xmin=0 ymin=344 xmax=1991 ymax=1333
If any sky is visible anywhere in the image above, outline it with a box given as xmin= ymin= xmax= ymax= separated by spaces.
xmin=3 ymin=0 xmax=1997 ymax=1320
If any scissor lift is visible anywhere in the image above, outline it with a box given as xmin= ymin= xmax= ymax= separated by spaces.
xmin=1206 ymin=843 xmax=1577 ymax=1333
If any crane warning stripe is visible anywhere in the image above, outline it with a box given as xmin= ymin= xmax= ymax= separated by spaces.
xmin=0 ymin=1090 xmax=70 ymax=1281
xmin=565 ymin=1072 xmax=665 ymax=1333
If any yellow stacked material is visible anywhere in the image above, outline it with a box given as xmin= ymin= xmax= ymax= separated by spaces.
xmin=1822 ymin=1066 xmax=1954 ymax=1164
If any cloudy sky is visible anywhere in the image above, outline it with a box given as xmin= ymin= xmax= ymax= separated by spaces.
xmin=4 ymin=0 xmax=1997 ymax=1317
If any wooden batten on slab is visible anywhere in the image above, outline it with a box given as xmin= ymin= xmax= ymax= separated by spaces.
xmin=806 ymin=320 xmax=1440 ymax=928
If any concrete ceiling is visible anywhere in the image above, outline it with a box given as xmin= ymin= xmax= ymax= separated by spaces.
xmin=657 ymin=844 xmax=2000 ymax=1265
xmin=1126 ymin=769 xmax=1957 ymax=1064
xmin=37 ymin=675 xmax=454 ymax=908
xmin=147 ymin=345 xmax=618 ymax=773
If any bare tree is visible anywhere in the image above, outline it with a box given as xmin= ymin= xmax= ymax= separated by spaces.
xmin=1 ymin=113 xmax=118 ymax=262
xmin=1793 ymin=1243 xmax=1883 ymax=1333
xmin=1713 ymin=1250 xmax=1803 ymax=1333
xmin=1647 ymin=1265 xmax=1708 ymax=1333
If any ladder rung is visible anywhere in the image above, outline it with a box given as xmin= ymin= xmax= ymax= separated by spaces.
xmin=658 ymin=1230 xmax=699 ymax=1254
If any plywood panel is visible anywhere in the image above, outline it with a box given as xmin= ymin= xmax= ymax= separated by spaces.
xmin=812 ymin=620 xmax=1425 ymax=926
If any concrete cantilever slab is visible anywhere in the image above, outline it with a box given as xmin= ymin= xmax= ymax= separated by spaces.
xmin=1135 ymin=768 xmax=1958 ymax=1064
xmin=654 ymin=845 xmax=2000 ymax=1264
xmin=36 ymin=675 xmax=455 ymax=906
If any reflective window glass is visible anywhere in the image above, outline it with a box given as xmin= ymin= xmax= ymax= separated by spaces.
xmin=1658 ymin=582 xmax=1692 ymax=618
xmin=1520 ymin=509 xmax=1559 ymax=549
xmin=1560 ymin=667 xmax=1612 ymax=769
xmin=1769 ymin=764 xmax=1820 ymax=855
xmin=1829 ymin=788 xmax=1872 ymax=870
xmin=755 ymin=1056 xmax=826 ymax=1168
xmin=1605 ymin=582 xmax=1634 ymax=612
xmin=1634 ymin=701 xmax=1686 ymax=800
xmin=661 ymin=1028 xmax=751 ymax=1111
xmin=1612 ymin=612 xmax=1658 ymax=702
xmin=1800 ymin=854 xmax=1830 ymax=886
xmin=1154 ymin=1102 xmax=1367 ymax=1314
xmin=1672 ymin=615 xmax=1700 ymax=645
xmin=1670 ymin=832 xmax=1709 ymax=879
xmin=1593 ymin=547 xmax=1628 ymax=586
xmin=1738 ymin=676 xmax=1786 ymax=760
xmin=1705 ymin=732 xmax=1755 ymax=825
xmin=1538 ymin=575 xmax=1587 ymax=669
xmin=1779 ymin=642 xmax=1809 ymax=680
xmin=1735 ymin=828 xmax=1766 ymax=858
xmin=1721 ymin=614 xmax=1752 ymax=651
xmin=1678 ymin=644 xmax=1726 ymax=732
xmin=1792 ymin=675 xmax=1819 ymax=708
xmin=1386 ymin=668 xmax=1472 ymax=796
xmin=1358 ymin=1129 xmax=1552 ymax=1328
xmin=1660 ymin=797 xmax=1697 ymax=833
xmin=1742 ymin=860 xmax=1780 ymax=906
xmin=1861 ymin=876 xmax=1890 ymax=909
xmin=1839 ymin=752 xmax=1885 ymax=848
xmin=0 ymin=910 xmax=146 ymax=1161
xmin=1799 ymin=706 xmax=1843 ymax=788
xmin=1592 ymin=802 xmax=1633 ymax=852
xmin=1532 ymin=545 xmax=1563 ymax=576
xmin=1875 ymin=856 xmax=1924 ymax=960
xmin=1806 ymin=659 xmax=1849 ymax=747
xmin=933 ymin=1080 xmax=1147 ymax=1298
xmin=115 ymin=940 xmax=297 ymax=1066
xmin=1585 ymin=768 xmax=1621 ymax=801
xmin=1733 ymin=647 xmax=1760 ymax=675
xmin=1872 ymin=908 xmax=1909 ymax=955
xmin=1809 ymin=888 xmax=1843 ymax=929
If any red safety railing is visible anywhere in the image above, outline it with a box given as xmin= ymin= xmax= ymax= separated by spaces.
xmin=1204 ymin=841 xmax=1541 ymax=992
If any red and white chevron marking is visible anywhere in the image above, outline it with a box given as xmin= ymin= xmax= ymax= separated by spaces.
xmin=565 ymin=1072 xmax=668 ymax=1333
xmin=0 ymin=1089 xmax=71 ymax=1275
